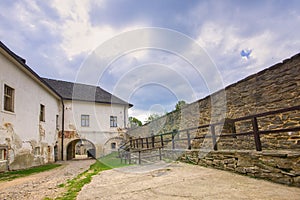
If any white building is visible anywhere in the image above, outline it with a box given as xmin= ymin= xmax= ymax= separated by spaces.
xmin=43 ymin=78 xmax=132 ymax=160
xmin=0 ymin=42 xmax=61 ymax=171
xmin=0 ymin=42 xmax=132 ymax=171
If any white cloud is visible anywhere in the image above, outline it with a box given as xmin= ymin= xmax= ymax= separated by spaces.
xmin=50 ymin=0 xmax=147 ymax=61
xmin=128 ymin=108 xmax=149 ymax=124
xmin=196 ymin=21 xmax=300 ymax=86
xmin=1 ymin=0 xmax=300 ymax=121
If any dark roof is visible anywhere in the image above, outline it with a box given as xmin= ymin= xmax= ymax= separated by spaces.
xmin=0 ymin=41 xmax=61 ymax=99
xmin=43 ymin=78 xmax=133 ymax=107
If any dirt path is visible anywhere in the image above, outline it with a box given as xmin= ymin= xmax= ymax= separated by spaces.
xmin=77 ymin=161 xmax=300 ymax=200
xmin=0 ymin=159 xmax=95 ymax=200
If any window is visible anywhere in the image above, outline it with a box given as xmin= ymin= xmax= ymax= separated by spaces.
xmin=0 ymin=149 xmax=6 ymax=160
xmin=4 ymin=84 xmax=14 ymax=112
xmin=34 ymin=147 xmax=40 ymax=156
xmin=40 ymin=104 xmax=45 ymax=121
xmin=111 ymin=142 xmax=116 ymax=149
xmin=81 ymin=115 xmax=89 ymax=127
xmin=56 ymin=115 xmax=59 ymax=130
xmin=110 ymin=116 xmax=117 ymax=127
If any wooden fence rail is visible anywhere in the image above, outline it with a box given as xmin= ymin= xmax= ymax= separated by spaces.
xmin=119 ymin=105 xmax=300 ymax=164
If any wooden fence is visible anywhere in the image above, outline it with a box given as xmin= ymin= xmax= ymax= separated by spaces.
xmin=119 ymin=105 xmax=300 ymax=164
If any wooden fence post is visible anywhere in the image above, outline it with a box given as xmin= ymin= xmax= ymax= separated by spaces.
xmin=159 ymin=148 xmax=162 ymax=160
xmin=138 ymin=151 xmax=141 ymax=164
xmin=160 ymin=134 xmax=164 ymax=147
xmin=128 ymin=151 xmax=131 ymax=164
xmin=187 ymin=130 xmax=191 ymax=150
xmin=252 ymin=117 xmax=262 ymax=151
xmin=146 ymin=137 xmax=149 ymax=149
xmin=210 ymin=125 xmax=218 ymax=151
xmin=152 ymin=135 xmax=155 ymax=148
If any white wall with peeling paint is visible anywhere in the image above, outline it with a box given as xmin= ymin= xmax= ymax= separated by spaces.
xmin=0 ymin=52 xmax=60 ymax=170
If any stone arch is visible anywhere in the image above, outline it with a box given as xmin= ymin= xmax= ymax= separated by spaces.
xmin=103 ymin=136 xmax=125 ymax=155
xmin=66 ymin=139 xmax=96 ymax=160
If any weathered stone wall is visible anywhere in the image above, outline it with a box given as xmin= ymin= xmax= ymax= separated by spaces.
xmin=127 ymin=53 xmax=300 ymax=151
xmin=178 ymin=150 xmax=300 ymax=187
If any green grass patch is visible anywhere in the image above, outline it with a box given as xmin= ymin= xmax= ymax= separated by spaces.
xmin=54 ymin=160 xmax=112 ymax=200
xmin=46 ymin=153 xmax=133 ymax=200
xmin=57 ymin=183 xmax=65 ymax=188
xmin=0 ymin=164 xmax=61 ymax=182
xmin=98 ymin=152 xmax=132 ymax=168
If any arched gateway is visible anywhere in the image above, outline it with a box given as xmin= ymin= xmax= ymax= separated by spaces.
xmin=66 ymin=139 xmax=96 ymax=160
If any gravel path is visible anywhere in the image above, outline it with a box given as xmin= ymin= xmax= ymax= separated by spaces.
xmin=77 ymin=161 xmax=300 ymax=200
xmin=0 ymin=159 xmax=95 ymax=200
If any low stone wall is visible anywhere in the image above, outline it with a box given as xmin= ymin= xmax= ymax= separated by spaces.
xmin=178 ymin=150 xmax=300 ymax=187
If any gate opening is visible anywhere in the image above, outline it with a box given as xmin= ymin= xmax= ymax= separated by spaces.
xmin=66 ymin=139 xmax=96 ymax=160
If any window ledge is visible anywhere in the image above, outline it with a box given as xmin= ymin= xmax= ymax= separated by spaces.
xmin=1 ymin=110 xmax=16 ymax=116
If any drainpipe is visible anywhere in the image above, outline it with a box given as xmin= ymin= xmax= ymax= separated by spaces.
xmin=61 ymin=100 xmax=65 ymax=161
xmin=124 ymin=106 xmax=126 ymax=128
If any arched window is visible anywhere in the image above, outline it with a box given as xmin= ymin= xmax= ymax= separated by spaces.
xmin=111 ymin=142 xmax=116 ymax=149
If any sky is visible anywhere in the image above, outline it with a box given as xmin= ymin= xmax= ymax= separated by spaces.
xmin=0 ymin=0 xmax=300 ymax=123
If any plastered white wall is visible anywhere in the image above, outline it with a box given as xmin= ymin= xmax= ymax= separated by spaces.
xmin=0 ymin=52 xmax=60 ymax=167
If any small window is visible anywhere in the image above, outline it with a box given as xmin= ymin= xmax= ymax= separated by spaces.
xmin=4 ymin=84 xmax=15 ymax=112
xmin=81 ymin=115 xmax=90 ymax=127
xmin=34 ymin=147 xmax=41 ymax=156
xmin=111 ymin=142 xmax=116 ymax=149
xmin=110 ymin=116 xmax=117 ymax=127
xmin=40 ymin=104 xmax=45 ymax=121
xmin=0 ymin=149 xmax=6 ymax=160
xmin=56 ymin=115 xmax=59 ymax=130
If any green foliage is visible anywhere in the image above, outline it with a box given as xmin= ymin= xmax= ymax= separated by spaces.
xmin=175 ymin=100 xmax=186 ymax=111
xmin=55 ymin=160 xmax=112 ymax=200
xmin=0 ymin=164 xmax=61 ymax=182
xmin=54 ymin=153 xmax=131 ymax=200
xmin=57 ymin=183 xmax=65 ymax=188
xmin=144 ymin=113 xmax=161 ymax=124
xmin=99 ymin=152 xmax=132 ymax=168
xmin=129 ymin=116 xmax=143 ymax=127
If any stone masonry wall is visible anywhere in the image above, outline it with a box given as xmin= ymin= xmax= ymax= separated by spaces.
xmin=178 ymin=150 xmax=300 ymax=187
xmin=127 ymin=53 xmax=300 ymax=187
xmin=127 ymin=53 xmax=300 ymax=151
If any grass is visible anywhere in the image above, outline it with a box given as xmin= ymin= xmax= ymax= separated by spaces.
xmin=0 ymin=164 xmax=61 ymax=182
xmin=54 ymin=160 xmax=111 ymax=200
xmin=98 ymin=152 xmax=132 ymax=168
xmin=51 ymin=152 xmax=132 ymax=200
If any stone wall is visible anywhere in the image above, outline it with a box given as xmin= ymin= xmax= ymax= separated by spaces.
xmin=178 ymin=150 xmax=300 ymax=187
xmin=127 ymin=53 xmax=300 ymax=151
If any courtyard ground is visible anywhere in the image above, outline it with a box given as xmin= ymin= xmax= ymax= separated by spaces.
xmin=1 ymin=160 xmax=299 ymax=200
xmin=0 ymin=159 xmax=95 ymax=200
xmin=77 ymin=161 xmax=300 ymax=200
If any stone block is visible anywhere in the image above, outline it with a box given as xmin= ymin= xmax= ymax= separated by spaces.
xmin=245 ymin=166 xmax=260 ymax=174
xmin=281 ymin=171 xmax=296 ymax=177
xmin=237 ymin=158 xmax=254 ymax=167
xmin=275 ymin=177 xmax=293 ymax=185
xmin=293 ymin=176 xmax=300 ymax=185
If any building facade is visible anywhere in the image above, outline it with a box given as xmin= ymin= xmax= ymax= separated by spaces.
xmin=0 ymin=42 xmax=132 ymax=171
xmin=0 ymin=42 xmax=61 ymax=171
xmin=44 ymin=78 xmax=132 ymax=160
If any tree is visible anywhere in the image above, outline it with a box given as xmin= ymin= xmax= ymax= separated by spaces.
xmin=129 ymin=117 xmax=142 ymax=128
xmin=144 ymin=113 xmax=161 ymax=124
xmin=175 ymin=100 xmax=186 ymax=111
